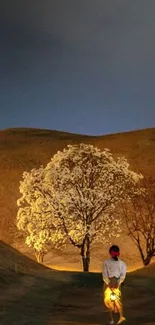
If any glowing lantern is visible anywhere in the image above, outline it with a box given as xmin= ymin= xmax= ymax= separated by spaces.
xmin=110 ymin=292 xmax=116 ymax=301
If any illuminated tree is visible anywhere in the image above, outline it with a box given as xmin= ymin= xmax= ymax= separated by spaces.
xmin=122 ymin=177 xmax=155 ymax=266
xmin=17 ymin=144 xmax=142 ymax=270
xmin=43 ymin=144 xmax=143 ymax=271
xmin=17 ymin=167 xmax=65 ymax=263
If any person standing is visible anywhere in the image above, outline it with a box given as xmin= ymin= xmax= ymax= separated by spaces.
xmin=102 ymin=245 xmax=127 ymax=324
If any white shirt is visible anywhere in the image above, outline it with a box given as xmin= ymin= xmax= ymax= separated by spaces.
xmin=102 ymin=258 xmax=126 ymax=285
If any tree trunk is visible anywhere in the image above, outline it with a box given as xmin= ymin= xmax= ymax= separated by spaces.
xmin=143 ymin=253 xmax=154 ymax=266
xmin=137 ymin=245 xmax=154 ymax=266
xmin=144 ymin=256 xmax=151 ymax=266
xmin=80 ymin=235 xmax=91 ymax=272
xmin=35 ymin=250 xmax=44 ymax=264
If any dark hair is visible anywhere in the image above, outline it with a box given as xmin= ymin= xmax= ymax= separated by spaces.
xmin=109 ymin=245 xmax=120 ymax=261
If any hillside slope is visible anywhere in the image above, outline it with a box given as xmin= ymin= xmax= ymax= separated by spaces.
xmin=0 ymin=127 xmax=155 ymax=269
xmin=130 ymin=261 xmax=155 ymax=277
xmin=0 ymin=240 xmax=47 ymax=288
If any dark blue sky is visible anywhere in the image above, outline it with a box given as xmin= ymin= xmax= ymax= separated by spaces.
xmin=0 ymin=0 xmax=155 ymax=135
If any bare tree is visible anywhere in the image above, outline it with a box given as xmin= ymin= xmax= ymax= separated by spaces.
xmin=122 ymin=178 xmax=155 ymax=266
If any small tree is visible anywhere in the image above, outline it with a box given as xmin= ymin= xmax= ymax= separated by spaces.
xmin=43 ymin=144 xmax=142 ymax=271
xmin=17 ymin=167 xmax=65 ymax=263
xmin=122 ymin=178 xmax=155 ymax=266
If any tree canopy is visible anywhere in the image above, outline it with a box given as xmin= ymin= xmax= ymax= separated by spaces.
xmin=17 ymin=143 xmax=143 ymax=270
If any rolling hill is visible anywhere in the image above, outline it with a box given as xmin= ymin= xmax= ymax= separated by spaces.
xmin=0 ymin=240 xmax=47 ymax=289
xmin=0 ymin=126 xmax=155 ymax=270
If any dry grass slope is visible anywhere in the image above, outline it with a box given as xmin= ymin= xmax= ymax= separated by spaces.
xmin=130 ymin=261 xmax=155 ymax=277
xmin=0 ymin=127 xmax=155 ymax=269
xmin=0 ymin=240 xmax=47 ymax=289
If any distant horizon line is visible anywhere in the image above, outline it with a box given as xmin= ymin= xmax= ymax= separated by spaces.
xmin=0 ymin=125 xmax=155 ymax=138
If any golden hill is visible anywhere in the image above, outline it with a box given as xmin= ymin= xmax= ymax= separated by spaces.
xmin=0 ymin=126 xmax=155 ymax=270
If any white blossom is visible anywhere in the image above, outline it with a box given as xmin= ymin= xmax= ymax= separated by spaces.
xmin=17 ymin=143 xmax=142 ymax=269
xmin=17 ymin=166 xmax=66 ymax=258
xmin=44 ymin=143 xmax=142 ymax=247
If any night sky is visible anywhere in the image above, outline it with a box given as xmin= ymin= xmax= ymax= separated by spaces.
xmin=0 ymin=0 xmax=155 ymax=135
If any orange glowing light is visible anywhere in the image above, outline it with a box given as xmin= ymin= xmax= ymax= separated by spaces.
xmin=104 ymin=287 xmax=122 ymax=313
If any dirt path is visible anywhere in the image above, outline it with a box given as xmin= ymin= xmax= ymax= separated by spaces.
xmin=0 ymin=275 xmax=37 ymax=321
xmin=0 ymin=271 xmax=154 ymax=325
xmin=48 ymin=273 xmax=155 ymax=325
xmin=0 ymin=270 xmax=69 ymax=325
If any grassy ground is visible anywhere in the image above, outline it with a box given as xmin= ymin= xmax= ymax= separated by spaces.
xmin=0 ymin=261 xmax=155 ymax=325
